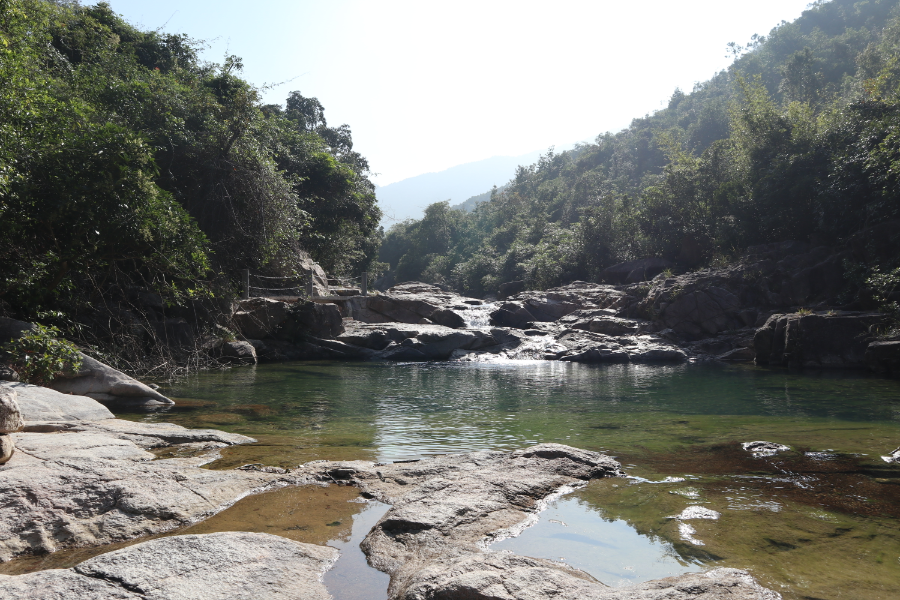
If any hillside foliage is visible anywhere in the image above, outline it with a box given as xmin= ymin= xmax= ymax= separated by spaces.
xmin=0 ymin=0 xmax=381 ymax=321
xmin=381 ymin=0 xmax=900 ymax=298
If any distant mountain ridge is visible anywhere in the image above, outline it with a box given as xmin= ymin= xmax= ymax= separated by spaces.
xmin=376 ymin=147 xmax=572 ymax=226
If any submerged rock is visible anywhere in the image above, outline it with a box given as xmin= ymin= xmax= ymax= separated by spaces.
xmin=881 ymin=446 xmax=900 ymax=464
xmin=0 ymin=532 xmax=336 ymax=600
xmin=290 ymin=444 xmax=778 ymax=600
xmin=742 ymin=441 xmax=791 ymax=457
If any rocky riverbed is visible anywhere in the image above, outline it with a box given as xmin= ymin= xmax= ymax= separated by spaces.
xmin=217 ymin=241 xmax=899 ymax=374
xmin=0 ymin=379 xmax=783 ymax=599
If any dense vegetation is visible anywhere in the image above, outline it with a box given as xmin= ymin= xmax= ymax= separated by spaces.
xmin=381 ymin=0 xmax=900 ymax=301
xmin=0 ymin=0 xmax=381 ymax=325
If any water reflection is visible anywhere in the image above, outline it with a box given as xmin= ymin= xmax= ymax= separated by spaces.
xmin=491 ymin=495 xmax=701 ymax=586
xmin=124 ymin=362 xmax=900 ymax=600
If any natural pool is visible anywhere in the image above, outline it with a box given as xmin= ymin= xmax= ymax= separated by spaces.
xmin=27 ymin=361 xmax=900 ymax=599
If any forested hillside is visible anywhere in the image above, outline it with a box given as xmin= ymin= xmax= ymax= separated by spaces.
xmin=380 ymin=0 xmax=900 ymax=302
xmin=0 ymin=0 xmax=381 ymax=323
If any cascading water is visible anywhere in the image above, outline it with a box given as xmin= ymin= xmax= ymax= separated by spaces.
xmin=460 ymin=302 xmax=497 ymax=328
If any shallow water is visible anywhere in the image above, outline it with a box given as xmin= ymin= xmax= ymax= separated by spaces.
xmin=10 ymin=361 xmax=900 ymax=599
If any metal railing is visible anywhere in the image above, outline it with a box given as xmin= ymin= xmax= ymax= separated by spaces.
xmin=240 ymin=270 xmax=372 ymax=299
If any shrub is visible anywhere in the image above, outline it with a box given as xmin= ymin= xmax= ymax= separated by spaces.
xmin=2 ymin=325 xmax=83 ymax=385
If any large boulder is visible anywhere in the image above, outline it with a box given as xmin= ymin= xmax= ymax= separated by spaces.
xmin=48 ymin=354 xmax=173 ymax=405
xmin=331 ymin=283 xmax=469 ymax=328
xmin=218 ymin=341 xmax=258 ymax=365
xmin=276 ymin=301 xmax=344 ymax=340
xmin=0 ymin=412 xmax=292 ymax=561
xmin=489 ymin=302 xmax=536 ymax=329
xmin=297 ymin=249 xmax=332 ymax=297
xmin=0 ymin=317 xmax=35 ymax=343
xmin=338 ymin=322 xmax=501 ymax=361
xmin=0 ymin=532 xmax=337 ymax=600
xmin=232 ymin=298 xmax=290 ymax=339
xmin=0 ymin=387 xmax=23 ymax=434
xmin=866 ymin=340 xmax=900 ymax=375
xmin=3 ymin=381 xmax=115 ymax=422
xmin=658 ymin=286 xmax=743 ymax=339
xmin=754 ymin=312 xmax=888 ymax=369
xmin=555 ymin=330 xmax=687 ymax=364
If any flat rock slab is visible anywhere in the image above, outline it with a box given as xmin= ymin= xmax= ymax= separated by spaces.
xmin=0 ymin=418 xmax=309 ymax=562
xmin=291 ymin=444 xmax=778 ymax=600
xmin=2 ymin=382 xmax=115 ymax=422
xmin=0 ymin=532 xmax=336 ymax=600
xmin=402 ymin=555 xmax=779 ymax=600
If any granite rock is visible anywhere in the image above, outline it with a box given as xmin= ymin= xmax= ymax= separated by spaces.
xmin=0 ymin=532 xmax=337 ymax=600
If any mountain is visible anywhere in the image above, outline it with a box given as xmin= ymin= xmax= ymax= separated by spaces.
xmin=451 ymin=186 xmax=505 ymax=212
xmin=376 ymin=148 xmax=572 ymax=226
xmin=378 ymin=0 xmax=900 ymax=300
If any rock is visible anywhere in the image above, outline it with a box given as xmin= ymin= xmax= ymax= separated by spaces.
xmin=2 ymin=381 xmax=115 ymax=422
xmin=0 ymin=532 xmax=337 ymax=600
xmin=498 ymin=280 xmax=526 ymax=299
xmin=754 ymin=312 xmax=888 ymax=369
xmin=232 ymin=297 xmax=290 ymax=339
xmin=48 ymin=354 xmax=173 ymax=405
xmin=331 ymin=283 xmax=470 ymax=328
xmin=397 ymin=557 xmax=778 ymax=600
xmin=0 ymin=435 xmax=13 ymax=465
xmin=557 ymin=310 xmax=642 ymax=335
xmin=555 ymin=330 xmax=686 ymax=364
xmin=338 ymin=322 xmax=503 ymax=361
xmin=489 ymin=302 xmax=536 ymax=329
xmin=0 ymin=364 xmax=18 ymax=382
xmin=290 ymin=445 xmax=777 ymax=600
xmin=218 ymin=340 xmax=257 ymax=365
xmin=659 ymin=286 xmax=743 ymax=339
xmin=428 ymin=308 xmax=466 ymax=329
xmin=346 ymin=444 xmax=623 ymax=597
xmin=0 ymin=317 xmax=36 ymax=342
xmin=742 ymin=441 xmax=790 ymax=456
xmin=866 ymin=340 xmax=900 ymax=374
xmin=277 ymin=300 xmax=344 ymax=340
xmin=0 ymin=422 xmax=300 ymax=561
xmin=0 ymin=387 xmax=23 ymax=433
xmin=601 ymin=258 xmax=671 ymax=284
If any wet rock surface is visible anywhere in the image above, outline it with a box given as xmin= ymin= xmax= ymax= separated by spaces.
xmin=0 ymin=437 xmax=781 ymax=599
xmin=0 ymin=386 xmax=315 ymax=562
xmin=0 ymin=532 xmax=337 ymax=600
xmin=289 ymin=444 xmax=779 ymax=600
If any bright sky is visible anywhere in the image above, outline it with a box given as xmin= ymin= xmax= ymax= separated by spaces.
xmin=109 ymin=0 xmax=814 ymax=185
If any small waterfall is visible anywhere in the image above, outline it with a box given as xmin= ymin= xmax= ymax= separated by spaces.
xmin=461 ymin=302 xmax=497 ymax=328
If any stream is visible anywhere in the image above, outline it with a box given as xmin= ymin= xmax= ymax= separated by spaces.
xmin=9 ymin=360 xmax=900 ymax=599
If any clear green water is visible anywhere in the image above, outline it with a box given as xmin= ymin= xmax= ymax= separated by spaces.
xmin=121 ymin=361 xmax=900 ymax=599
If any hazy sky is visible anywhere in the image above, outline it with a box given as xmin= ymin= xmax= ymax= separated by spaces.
xmin=108 ymin=0 xmax=814 ymax=185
